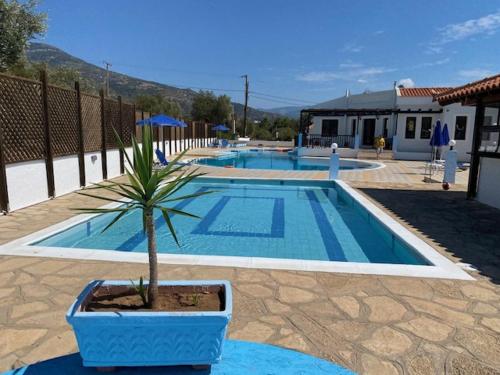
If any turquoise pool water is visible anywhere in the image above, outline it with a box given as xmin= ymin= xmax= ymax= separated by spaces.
xmin=35 ymin=179 xmax=428 ymax=265
xmin=195 ymin=150 xmax=376 ymax=171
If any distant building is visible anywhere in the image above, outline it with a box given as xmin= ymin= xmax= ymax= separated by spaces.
xmin=299 ymin=84 xmax=498 ymax=162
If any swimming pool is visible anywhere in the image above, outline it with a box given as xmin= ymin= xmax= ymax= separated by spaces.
xmin=0 ymin=177 xmax=472 ymax=279
xmin=34 ymin=179 xmax=425 ymax=264
xmin=195 ymin=150 xmax=378 ymax=171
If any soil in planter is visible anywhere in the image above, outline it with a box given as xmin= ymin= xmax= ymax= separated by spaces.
xmin=83 ymin=285 xmax=225 ymax=312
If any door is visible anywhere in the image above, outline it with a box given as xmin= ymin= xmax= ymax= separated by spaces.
xmin=362 ymin=119 xmax=376 ymax=146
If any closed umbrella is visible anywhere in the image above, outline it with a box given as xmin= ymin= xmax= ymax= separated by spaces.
xmin=441 ymin=123 xmax=450 ymax=146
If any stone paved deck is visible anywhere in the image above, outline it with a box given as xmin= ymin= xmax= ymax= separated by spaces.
xmin=1 ymin=156 xmax=499 ymax=375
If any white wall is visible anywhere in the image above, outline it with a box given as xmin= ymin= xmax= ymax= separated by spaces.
xmin=247 ymin=140 xmax=294 ymax=147
xmin=3 ymin=137 xmax=213 ymax=212
xmin=53 ymin=155 xmax=80 ymax=197
xmin=84 ymin=151 xmax=103 ymax=186
xmin=477 ymin=157 xmax=500 ymax=210
xmin=6 ymin=160 xmax=48 ymax=211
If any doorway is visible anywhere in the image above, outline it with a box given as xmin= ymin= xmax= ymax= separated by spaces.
xmin=362 ymin=119 xmax=376 ymax=146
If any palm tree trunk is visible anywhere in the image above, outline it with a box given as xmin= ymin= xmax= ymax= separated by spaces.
xmin=145 ymin=209 xmax=159 ymax=309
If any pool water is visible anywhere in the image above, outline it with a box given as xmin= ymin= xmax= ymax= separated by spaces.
xmin=35 ymin=179 xmax=428 ymax=265
xmin=195 ymin=151 xmax=375 ymax=171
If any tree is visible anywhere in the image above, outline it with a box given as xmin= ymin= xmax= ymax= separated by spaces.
xmin=75 ymin=127 xmax=210 ymax=308
xmin=136 ymin=94 xmax=182 ymax=118
xmin=213 ymin=95 xmax=232 ymax=124
xmin=191 ymin=91 xmax=217 ymax=122
xmin=0 ymin=0 xmax=46 ymax=71
xmin=191 ymin=91 xmax=233 ymax=124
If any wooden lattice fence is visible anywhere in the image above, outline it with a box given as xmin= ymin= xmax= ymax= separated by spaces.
xmin=0 ymin=71 xmax=137 ymax=212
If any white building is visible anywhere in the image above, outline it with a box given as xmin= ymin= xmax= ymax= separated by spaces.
xmin=300 ymin=85 xmax=488 ymax=162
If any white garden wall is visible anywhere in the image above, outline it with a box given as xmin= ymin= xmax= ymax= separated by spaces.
xmin=3 ymin=138 xmax=212 ymax=212
xmin=6 ymin=160 xmax=48 ymax=211
xmin=477 ymin=157 xmax=500 ymax=210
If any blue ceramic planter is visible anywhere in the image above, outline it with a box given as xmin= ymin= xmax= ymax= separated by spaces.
xmin=66 ymin=280 xmax=232 ymax=368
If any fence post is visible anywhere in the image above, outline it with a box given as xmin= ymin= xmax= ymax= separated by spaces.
xmin=100 ymin=89 xmax=108 ymax=180
xmin=74 ymin=81 xmax=86 ymax=187
xmin=168 ymin=126 xmax=172 ymax=155
xmin=118 ymin=96 xmax=124 ymax=174
xmin=174 ymin=126 xmax=178 ymax=154
xmin=40 ymin=70 xmax=55 ymax=198
xmin=0 ymin=113 xmax=9 ymax=213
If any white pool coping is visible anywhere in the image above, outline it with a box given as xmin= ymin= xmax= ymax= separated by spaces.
xmin=0 ymin=177 xmax=473 ymax=281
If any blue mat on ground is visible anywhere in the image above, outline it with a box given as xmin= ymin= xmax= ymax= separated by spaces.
xmin=3 ymin=340 xmax=355 ymax=375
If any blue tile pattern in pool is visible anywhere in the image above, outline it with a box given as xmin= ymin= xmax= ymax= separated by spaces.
xmin=34 ymin=178 xmax=429 ymax=265
xmin=195 ymin=150 xmax=376 ymax=171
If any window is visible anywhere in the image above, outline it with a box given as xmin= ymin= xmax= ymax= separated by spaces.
xmin=454 ymin=116 xmax=467 ymax=140
xmin=321 ymin=119 xmax=338 ymax=137
xmin=405 ymin=117 xmax=416 ymax=139
xmin=482 ymin=116 xmax=492 ymax=141
xmin=383 ymin=118 xmax=388 ymax=138
xmin=351 ymin=119 xmax=356 ymax=136
xmin=420 ymin=117 xmax=432 ymax=139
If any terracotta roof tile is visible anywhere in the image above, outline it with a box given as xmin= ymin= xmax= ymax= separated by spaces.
xmin=434 ymin=74 xmax=500 ymax=104
xmin=399 ymin=87 xmax=452 ymax=97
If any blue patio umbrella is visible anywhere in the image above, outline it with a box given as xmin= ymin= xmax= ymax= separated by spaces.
xmin=430 ymin=120 xmax=444 ymax=147
xmin=442 ymin=123 xmax=450 ymax=146
xmin=212 ymin=124 xmax=230 ymax=131
xmin=136 ymin=114 xmax=186 ymax=127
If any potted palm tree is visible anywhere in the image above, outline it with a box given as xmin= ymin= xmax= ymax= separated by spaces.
xmin=66 ymin=126 xmax=232 ymax=370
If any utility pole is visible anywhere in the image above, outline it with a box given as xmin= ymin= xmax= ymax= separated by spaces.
xmin=241 ymin=74 xmax=249 ymax=137
xmin=103 ymin=61 xmax=112 ymax=97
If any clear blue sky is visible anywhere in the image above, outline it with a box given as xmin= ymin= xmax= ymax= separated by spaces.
xmin=36 ymin=0 xmax=500 ymax=109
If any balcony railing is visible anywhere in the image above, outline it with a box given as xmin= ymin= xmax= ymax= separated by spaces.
xmin=304 ymin=135 xmax=355 ymax=148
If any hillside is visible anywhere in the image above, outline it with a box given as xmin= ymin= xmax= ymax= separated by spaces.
xmin=26 ymin=42 xmax=278 ymax=120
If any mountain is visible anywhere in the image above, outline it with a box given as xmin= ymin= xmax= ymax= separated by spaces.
xmin=265 ymin=106 xmax=303 ymax=118
xmin=26 ymin=42 xmax=278 ymax=120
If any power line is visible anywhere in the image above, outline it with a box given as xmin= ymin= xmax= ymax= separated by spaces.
xmin=249 ymin=94 xmax=306 ymax=107
xmin=251 ymin=91 xmax=316 ymax=104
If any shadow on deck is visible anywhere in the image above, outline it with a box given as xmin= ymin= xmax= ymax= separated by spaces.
xmin=359 ymin=188 xmax=500 ymax=284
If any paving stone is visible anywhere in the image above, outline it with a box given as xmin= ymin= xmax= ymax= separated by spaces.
xmin=264 ymin=299 xmax=291 ymax=314
xmin=278 ymin=286 xmax=317 ymax=304
xmin=362 ymin=327 xmax=413 ymax=357
xmin=364 ymin=296 xmax=407 ymax=323
xmin=472 ymin=302 xmax=498 ymax=315
xmin=21 ymin=284 xmax=51 ymax=298
xmin=270 ymin=271 xmax=317 ymax=289
xmin=0 ymin=287 xmax=15 ymax=300
xmin=397 ymin=317 xmax=453 ymax=342
xmin=20 ymin=331 xmax=76 ymax=365
xmin=461 ymin=284 xmax=498 ymax=302
xmin=236 ymin=269 xmax=272 ymax=283
xmin=259 ymin=315 xmax=286 ymax=326
xmin=448 ymin=354 xmax=500 ymax=375
xmin=434 ymin=296 xmax=469 ymax=311
xmin=230 ymin=321 xmax=275 ymax=342
xmin=0 ymin=329 xmax=47 ymax=357
xmin=13 ymin=272 xmax=35 ymax=285
xmin=17 ymin=310 xmax=67 ymax=328
xmin=454 ymin=328 xmax=500 ymax=367
xmin=381 ymin=277 xmax=433 ymax=299
xmin=406 ymin=353 xmax=437 ymax=375
xmin=0 ymin=258 xmax=39 ymax=273
xmin=403 ymin=296 xmax=475 ymax=326
xmin=10 ymin=301 xmax=49 ymax=319
xmin=299 ymin=301 xmax=343 ymax=318
xmin=23 ymin=261 xmax=73 ymax=275
xmin=279 ymin=328 xmax=294 ymax=336
xmin=329 ymin=296 xmax=360 ymax=318
xmin=361 ymin=353 xmax=400 ymax=375
xmin=481 ymin=317 xmax=500 ymax=334
xmin=274 ymin=333 xmax=310 ymax=352
xmin=329 ymin=320 xmax=370 ymax=341
xmin=0 ymin=354 xmax=19 ymax=372
xmin=0 ymin=272 xmax=15 ymax=286
xmin=237 ymin=284 xmax=274 ymax=298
